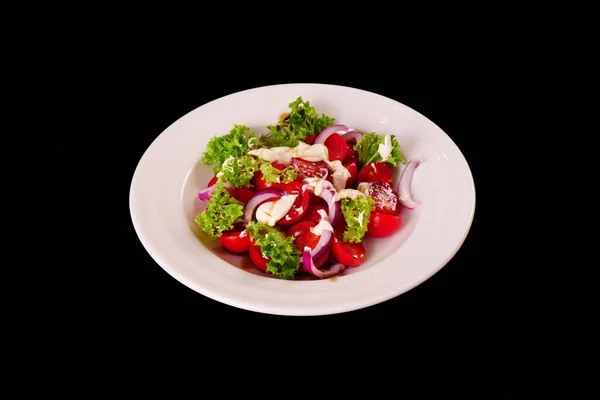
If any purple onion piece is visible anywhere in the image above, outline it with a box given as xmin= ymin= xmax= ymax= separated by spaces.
xmin=243 ymin=189 xmax=285 ymax=224
xmin=396 ymin=159 xmax=422 ymax=209
xmin=302 ymin=247 xmax=346 ymax=279
xmin=313 ymin=124 xmax=350 ymax=145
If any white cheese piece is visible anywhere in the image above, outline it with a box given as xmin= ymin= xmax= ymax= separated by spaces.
xmin=247 ymin=143 xmax=329 ymax=165
xmin=378 ymin=135 xmax=393 ymax=162
xmin=255 ymin=194 xmax=299 ymax=226
xmin=310 ymin=210 xmax=334 ymax=236
xmin=325 ymin=160 xmax=351 ymax=192
xmin=334 ymin=189 xmax=365 ymax=202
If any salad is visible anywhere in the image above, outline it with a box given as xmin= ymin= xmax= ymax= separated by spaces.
xmin=195 ymin=96 xmax=421 ymax=280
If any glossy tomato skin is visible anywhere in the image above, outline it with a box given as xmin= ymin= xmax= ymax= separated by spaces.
xmin=343 ymin=160 xmax=358 ymax=189
xmin=290 ymin=157 xmax=329 ymax=181
xmin=301 ymin=205 xmax=328 ymax=224
xmin=218 ymin=229 xmax=250 ymax=253
xmin=276 ymin=186 xmax=309 ymax=226
xmin=366 ymin=181 xmax=402 ymax=215
xmin=207 ymin=175 xmax=255 ymax=203
xmin=367 ymin=213 xmax=402 ymax=238
xmin=331 ymin=234 xmax=366 ymax=267
xmin=286 ymin=221 xmax=320 ymax=250
xmin=304 ymin=134 xmax=317 ymax=145
xmin=308 ymin=192 xmax=326 ymax=206
xmin=248 ymin=238 xmax=269 ymax=272
xmin=231 ymin=187 xmax=255 ymax=203
xmin=287 ymin=221 xmax=329 ymax=269
xmin=254 ymin=162 xmax=289 ymax=192
xmin=344 ymin=144 xmax=358 ymax=164
xmin=358 ymin=162 xmax=393 ymax=183
xmin=324 ymin=133 xmax=348 ymax=162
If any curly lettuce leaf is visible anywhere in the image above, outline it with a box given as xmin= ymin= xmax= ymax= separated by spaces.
xmin=340 ymin=196 xmax=375 ymax=243
xmin=195 ymin=181 xmax=244 ymax=239
xmin=246 ymin=221 xmax=300 ymax=279
xmin=218 ymin=155 xmax=259 ymax=188
xmin=202 ymin=124 xmax=257 ymax=174
xmin=354 ymin=132 xmax=406 ymax=168
xmin=260 ymin=97 xmax=335 ymax=147
xmin=259 ymin=161 xmax=297 ymax=184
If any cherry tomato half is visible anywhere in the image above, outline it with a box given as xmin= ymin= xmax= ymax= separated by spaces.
xmin=218 ymin=229 xmax=250 ymax=253
xmin=344 ymin=143 xmax=358 ymax=164
xmin=331 ymin=233 xmax=366 ymax=267
xmin=367 ymin=213 xmax=402 ymax=238
xmin=304 ymin=134 xmax=317 ymax=145
xmin=324 ymin=133 xmax=348 ymax=162
xmin=287 ymin=221 xmax=329 ymax=269
xmin=290 ymin=157 xmax=329 ymax=181
xmin=358 ymin=162 xmax=393 ymax=183
xmin=207 ymin=175 xmax=255 ymax=203
xmin=343 ymin=159 xmax=358 ymax=189
xmin=302 ymin=204 xmax=328 ymax=224
xmin=249 ymin=238 xmax=269 ymax=272
xmin=276 ymin=186 xmax=309 ymax=226
xmin=367 ymin=181 xmax=402 ymax=215
xmin=254 ymin=162 xmax=292 ymax=192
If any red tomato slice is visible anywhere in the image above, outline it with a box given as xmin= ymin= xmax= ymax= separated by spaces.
xmin=343 ymin=160 xmax=358 ymax=189
xmin=231 ymin=187 xmax=255 ymax=203
xmin=286 ymin=221 xmax=320 ymax=250
xmin=218 ymin=229 xmax=250 ymax=253
xmin=358 ymin=162 xmax=393 ymax=183
xmin=207 ymin=175 xmax=255 ymax=203
xmin=207 ymin=175 xmax=218 ymax=187
xmin=254 ymin=163 xmax=284 ymax=191
xmin=276 ymin=186 xmax=309 ymax=226
xmin=331 ymin=233 xmax=366 ymax=267
xmin=308 ymin=191 xmax=326 ymax=206
xmin=248 ymin=238 xmax=269 ymax=272
xmin=304 ymin=134 xmax=317 ymax=145
xmin=367 ymin=213 xmax=402 ymax=238
xmin=287 ymin=221 xmax=328 ymax=268
xmin=290 ymin=157 xmax=329 ymax=181
xmin=366 ymin=181 xmax=402 ymax=215
xmin=255 ymin=172 xmax=303 ymax=194
xmin=302 ymin=205 xmax=328 ymax=224
xmin=344 ymin=143 xmax=358 ymax=164
xmin=324 ymin=133 xmax=348 ymax=162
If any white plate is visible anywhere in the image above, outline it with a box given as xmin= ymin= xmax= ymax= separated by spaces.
xmin=129 ymin=83 xmax=476 ymax=316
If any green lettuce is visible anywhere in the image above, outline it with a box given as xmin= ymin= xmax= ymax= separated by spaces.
xmin=340 ymin=196 xmax=375 ymax=243
xmin=218 ymin=155 xmax=259 ymax=188
xmin=259 ymin=161 xmax=297 ymax=184
xmin=354 ymin=132 xmax=406 ymax=168
xmin=202 ymin=124 xmax=257 ymax=174
xmin=195 ymin=181 xmax=244 ymax=239
xmin=246 ymin=221 xmax=301 ymax=279
xmin=260 ymin=97 xmax=335 ymax=148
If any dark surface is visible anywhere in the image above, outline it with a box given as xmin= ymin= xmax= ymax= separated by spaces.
xmin=112 ymin=69 xmax=509 ymax=369
xmin=107 ymin=74 xmax=522 ymax=390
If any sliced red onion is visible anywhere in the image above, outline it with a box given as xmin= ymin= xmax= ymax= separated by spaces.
xmin=313 ymin=124 xmax=350 ymax=145
xmin=343 ymin=131 xmax=363 ymax=144
xmin=298 ymin=249 xmax=331 ymax=273
xmin=303 ymin=180 xmax=341 ymax=227
xmin=198 ymin=182 xmax=234 ymax=201
xmin=311 ymin=227 xmax=333 ymax=261
xmin=396 ymin=159 xmax=422 ymax=209
xmin=303 ymin=246 xmax=345 ymax=279
xmin=243 ymin=189 xmax=284 ymax=224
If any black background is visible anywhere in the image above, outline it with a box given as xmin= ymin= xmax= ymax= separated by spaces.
xmin=109 ymin=64 xmax=516 ymax=389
